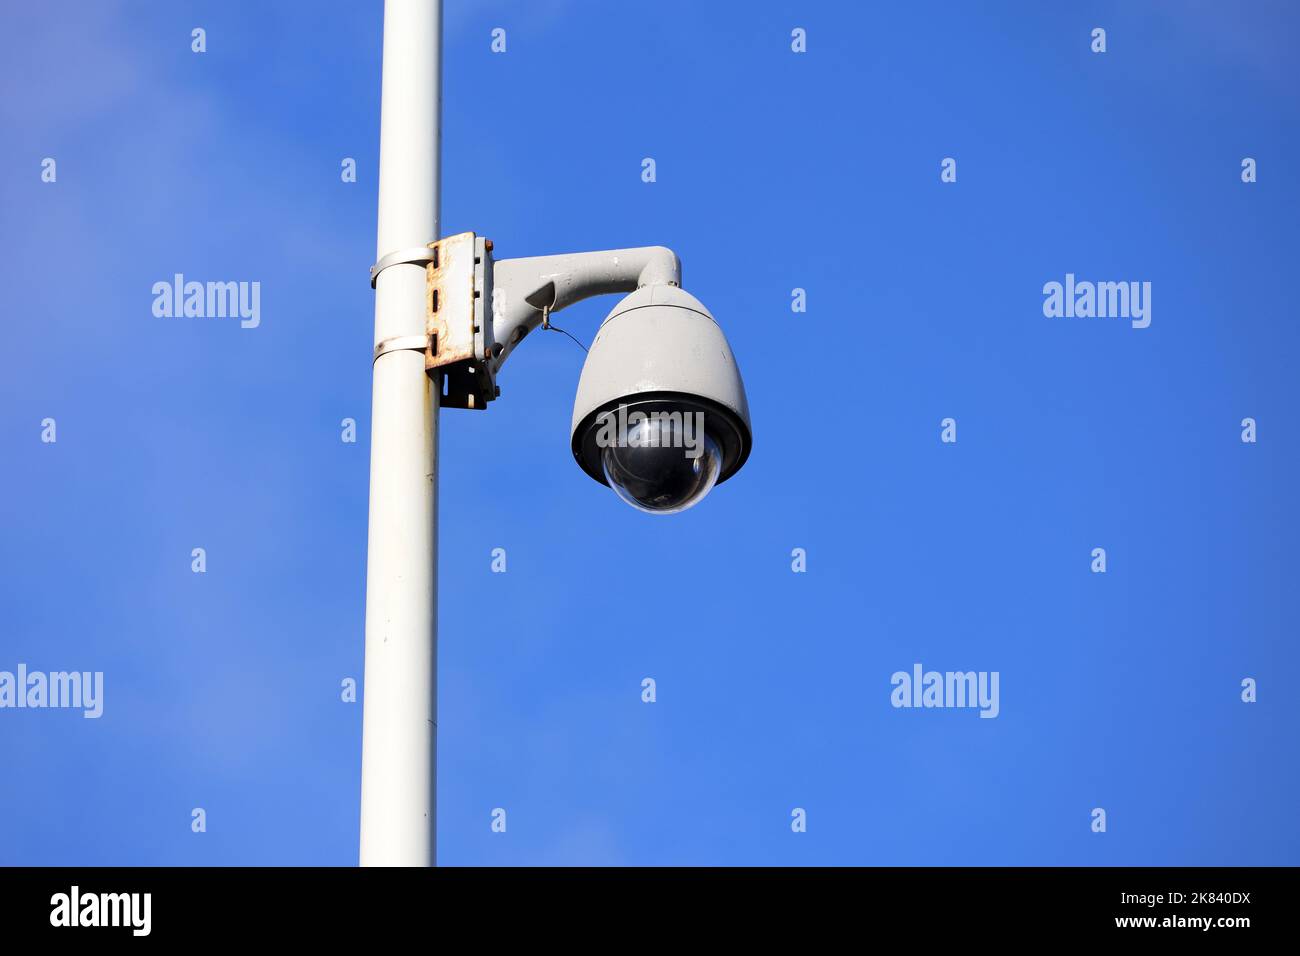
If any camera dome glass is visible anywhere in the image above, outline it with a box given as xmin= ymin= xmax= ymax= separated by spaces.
xmin=600 ymin=413 xmax=722 ymax=514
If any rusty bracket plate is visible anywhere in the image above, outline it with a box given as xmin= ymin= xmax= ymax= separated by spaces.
xmin=425 ymin=232 xmax=496 ymax=410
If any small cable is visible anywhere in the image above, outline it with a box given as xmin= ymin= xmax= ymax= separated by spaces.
xmin=540 ymin=305 xmax=588 ymax=353
xmin=545 ymin=322 xmax=588 ymax=353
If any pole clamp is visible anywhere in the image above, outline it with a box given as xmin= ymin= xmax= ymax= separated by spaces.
xmin=370 ymin=245 xmax=438 ymax=288
xmin=373 ymin=334 xmax=432 ymax=364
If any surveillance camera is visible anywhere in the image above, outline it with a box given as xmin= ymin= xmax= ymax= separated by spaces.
xmin=570 ymin=284 xmax=752 ymax=514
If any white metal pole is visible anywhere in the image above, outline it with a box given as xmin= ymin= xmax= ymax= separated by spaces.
xmin=360 ymin=0 xmax=441 ymax=867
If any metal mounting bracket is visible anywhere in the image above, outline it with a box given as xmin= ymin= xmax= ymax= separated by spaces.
xmin=371 ymin=235 xmax=683 ymax=413
xmin=425 ymin=232 xmax=497 ymax=410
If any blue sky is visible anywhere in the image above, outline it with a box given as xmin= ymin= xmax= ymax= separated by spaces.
xmin=1 ymin=0 xmax=1297 ymax=865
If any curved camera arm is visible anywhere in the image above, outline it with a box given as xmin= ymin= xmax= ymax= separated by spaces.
xmin=488 ymin=245 xmax=680 ymax=374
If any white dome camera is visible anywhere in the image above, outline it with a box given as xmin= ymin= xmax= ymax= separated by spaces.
xmin=569 ymin=285 xmax=752 ymax=514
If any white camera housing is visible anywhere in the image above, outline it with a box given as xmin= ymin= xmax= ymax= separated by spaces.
xmin=570 ymin=285 xmax=752 ymax=511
